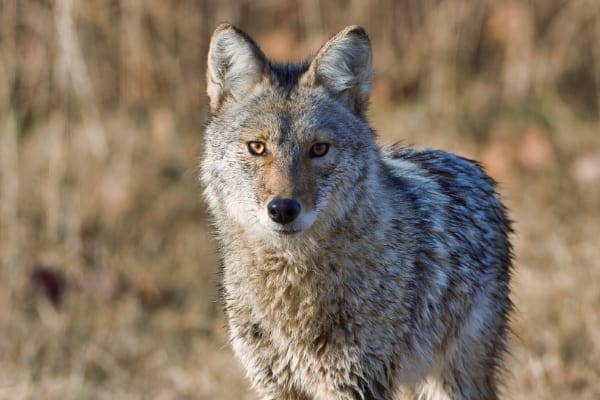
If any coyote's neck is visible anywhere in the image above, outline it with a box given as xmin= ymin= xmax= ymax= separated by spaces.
xmin=221 ymin=171 xmax=396 ymax=340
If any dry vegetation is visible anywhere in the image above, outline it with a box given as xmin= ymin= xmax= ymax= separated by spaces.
xmin=1 ymin=0 xmax=599 ymax=399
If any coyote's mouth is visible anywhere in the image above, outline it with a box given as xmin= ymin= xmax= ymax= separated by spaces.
xmin=273 ymin=228 xmax=302 ymax=235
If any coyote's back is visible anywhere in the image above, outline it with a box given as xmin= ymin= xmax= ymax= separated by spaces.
xmin=201 ymin=23 xmax=513 ymax=400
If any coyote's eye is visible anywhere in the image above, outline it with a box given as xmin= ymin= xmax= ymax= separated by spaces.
xmin=248 ymin=141 xmax=266 ymax=156
xmin=310 ymin=143 xmax=329 ymax=158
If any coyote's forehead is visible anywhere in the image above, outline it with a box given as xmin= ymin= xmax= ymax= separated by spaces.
xmin=216 ymin=89 xmax=368 ymax=148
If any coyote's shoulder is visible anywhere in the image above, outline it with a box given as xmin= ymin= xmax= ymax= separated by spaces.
xmin=201 ymin=23 xmax=513 ymax=400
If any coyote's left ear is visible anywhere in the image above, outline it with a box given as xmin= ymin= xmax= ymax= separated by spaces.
xmin=302 ymin=26 xmax=372 ymax=116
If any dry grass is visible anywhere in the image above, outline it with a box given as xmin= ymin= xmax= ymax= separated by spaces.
xmin=1 ymin=1 xmax=599 ymax=399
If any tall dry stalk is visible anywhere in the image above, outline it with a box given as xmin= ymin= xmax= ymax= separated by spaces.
xmin=594 ymin=11 xmax=600 ymax=120
xmin=0 ymin=0 xmax=20 ymax=274
xmin=54 ymin=0 xmax=107 ymax=159
xmin=0 ymin=0 xmax=20 ymax=321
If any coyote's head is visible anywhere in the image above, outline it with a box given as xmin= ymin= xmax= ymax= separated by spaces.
xmin=202 ymin=24 xmax=378 ymax=238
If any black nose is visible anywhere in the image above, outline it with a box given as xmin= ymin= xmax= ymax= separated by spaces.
xmin=267 ymin=198 xmax=301 ymax=224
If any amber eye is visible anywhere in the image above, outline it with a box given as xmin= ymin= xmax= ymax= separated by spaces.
xmin=248 ymin=141 xmax=266 ymax=156
xmin=310 ymin=143 xmax=329 ymax=158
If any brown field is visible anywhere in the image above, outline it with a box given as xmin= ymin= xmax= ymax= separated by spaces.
xmin=1 ymin=1 xmax=599 ymax=399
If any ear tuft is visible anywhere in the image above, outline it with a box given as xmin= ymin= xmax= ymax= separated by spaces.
xmin=302 ymin=26 xmax=373 ymax=115
xmin=206 ymin=24 xmax=268 ymax=114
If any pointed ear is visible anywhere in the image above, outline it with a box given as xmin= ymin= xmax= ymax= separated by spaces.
xmin=206 ymin=24 xmax=269 ymax=114
xmin=302 ymin=26 xmax=372 ymax=116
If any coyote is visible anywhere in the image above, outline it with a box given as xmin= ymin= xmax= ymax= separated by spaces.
xmin=201 ymin=23 xmax=513 ymax=400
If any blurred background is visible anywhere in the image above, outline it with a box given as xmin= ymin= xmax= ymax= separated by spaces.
xmin=1 ymin=0 xmax=599 ymax=398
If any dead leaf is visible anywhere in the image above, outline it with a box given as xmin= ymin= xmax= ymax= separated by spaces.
xmin=484 ymin=1 xmax=532 ymax=47
xmin=478 ymin=139 xmax=515 ymax=181
xmin=78 ymin=268 xmax=125 ymax=302
xmin=572 ymin=153 xmax=600 ymax=184
xmin=256 ymin=29 xmax=301 ymax=61
xmin=136 ymin=273 xmax=162 ymax=308
xmin=516 ymin=125 xmax=555 ymax=171
xmin=29 ymin=265 xmax=67 ymax=308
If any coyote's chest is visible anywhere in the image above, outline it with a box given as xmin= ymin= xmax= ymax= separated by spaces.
xmin=224 ymin=245 xmax=356 ymax=335
xmin=246 ymin=254 xmax=331 ymax=335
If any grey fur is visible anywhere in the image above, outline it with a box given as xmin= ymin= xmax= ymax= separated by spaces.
xmin=201 ymin=23 xmax=513 ymax=400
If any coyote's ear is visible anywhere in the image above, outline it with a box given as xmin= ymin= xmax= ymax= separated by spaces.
xmin=206 ymin=24 xmax=268 ymax=114
xmin=302 ymin=26 xmax=372 ymax=116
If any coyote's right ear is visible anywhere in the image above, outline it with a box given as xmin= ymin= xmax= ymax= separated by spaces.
xmin=206 ymin=24 xmax=268 ymax=114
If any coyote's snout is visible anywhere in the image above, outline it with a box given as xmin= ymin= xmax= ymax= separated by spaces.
xmin=253 ymin=141 xmax=330 ymax=235
xmin=267 ymin=198 xmax=301 ymax=225
xmin=201 ymin=23 xmax=513 ymax=400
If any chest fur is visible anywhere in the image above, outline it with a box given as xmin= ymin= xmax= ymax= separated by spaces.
xmin=221 ymin=240 xmax=408 ymax=341
xmin=223 ymin=249 xmax=334 ymax=338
